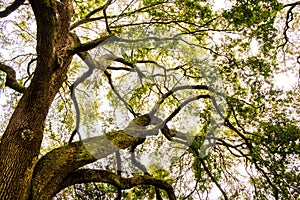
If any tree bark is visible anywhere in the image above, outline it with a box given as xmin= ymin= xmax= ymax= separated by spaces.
xmin=0 ymin=0 xmax=73 ymax=199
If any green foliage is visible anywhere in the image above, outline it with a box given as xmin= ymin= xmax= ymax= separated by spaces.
xmin=1 ymin=0 xmax=299 ymax=199
xmin=129 ymin=82 xmax=157 ymax=109
xmin=223 ymin=1 xmax=283 ymax=27
xmin=73 ymin=0 xmax=106 ymax=20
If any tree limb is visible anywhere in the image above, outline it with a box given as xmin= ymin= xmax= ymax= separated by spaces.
xmin=69 ymin=33 xmax=115 ymax=55
xmin=70 ymin=1 xmax=166 ymax=30
xmin=0 ymin=0 xmax=25 ymax=18
xmin=86 ymin=0 xmax=113 ymax=18
xmin=149 ymin=85 xmax=211 ymax=116
xmin=31 ymin=131 xmax=139 ymax=199
xmin=56 ymin=169 xmax=176 ymax=200
xmin=0 ymin=62 xmax=26 ymax=93
xmin=31 ymin=113 xmax=173 ymax=199
xmin=189 ymin=146 xmax=228 ymax=200
xmin=73 ymin=47 xmax=137 ymax=116
xmin=283 ymin=1 xmax=300 ymax=8
xmin=31 ymin=109 xmax=176 ymax=199
xmin=278 ymin=1 xmax=300 ymax=49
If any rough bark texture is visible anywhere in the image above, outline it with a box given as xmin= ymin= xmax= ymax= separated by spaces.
xmin=0 ymin=0 xmax=74 ymax=199
xmin=30 ymin=131 xmax=138 ymax=200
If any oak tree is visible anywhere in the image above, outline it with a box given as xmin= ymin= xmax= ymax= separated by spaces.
xmin=0 ymin=0 xmax=299 ymax=199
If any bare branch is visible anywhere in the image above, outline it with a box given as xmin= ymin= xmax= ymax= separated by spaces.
xmin=0 ymin=62 xmax=26 ymax=93
xmin=107 ymin=66 xmax=131 ymax=71
xmin=199 ymin=158 xmax=228 ymax=200
xmin=149 ymin=86 xmax=253 ymax=151
xmin=102 ymin=0 xmax=112 ymax=34
xmin=189 ymin=146 xmax=228 ymax=200
xmin=111 ymin=17 xmax=219 ymax=30
xmin=283 ymin=1 xmax=300 ymax=8
xmin=70 ymin=32 xmax=137 ymax=118
xmin=149 ymin=85 xmax=211 ymax=116
xmin=278 ymin=1 xmax=300 ymax=49
xmin=103 ymin=70 xmax=137 ymax=116
xmin=113 ymin=57 xmax=145 ymax=78
xmin=57 ymin=169 xmax=176 ymax=200
xmin=70 ymin=16 xmax=106 ymax=30
xmin=0 ymin=0 xmax=25 ymax=18
xmin=69 ymin=33 xmax=115 ymax=55
xmin=70 ymin=1 xmax=167 ymax=30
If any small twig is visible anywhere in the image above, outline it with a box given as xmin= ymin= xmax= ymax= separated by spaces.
xmin=190 ymin=146 xmax=229 ymax=200
xmin=103 ymin=70 xmax=137 ymax=116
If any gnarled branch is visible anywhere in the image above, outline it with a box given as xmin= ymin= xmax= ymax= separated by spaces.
xmin=56 ymin=169 xmax=176 ymax=200
xmin=31 ymin=131 xmax=139 ymax=199
xmin=31 ymin=113 xmax=172 ymax=199
xmin=0 ymin=0 xmax=25 ymax=18
xmin=0 ymin=62 xmax=26 ymax=93
xmin=278 ymin=1 xmax=300 ymax=49
xmin=69 ymin=33 xmax=115 ymax=55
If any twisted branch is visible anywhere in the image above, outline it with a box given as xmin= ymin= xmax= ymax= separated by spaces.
xmin=0 ymin=62 xmax=26 ymax=93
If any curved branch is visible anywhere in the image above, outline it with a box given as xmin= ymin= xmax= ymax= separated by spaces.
xmin=103 ymin=70 xmax=137 ymax=116
xmin=75 ymin=43 xmax=138 ymax=116
xmin=68 ymin=53 xmax=94 ymax=143
xmin=110 ymin=17 xmax=219 ymax=30
xmin=114 ymin=57 xmax=145 ymax=78
xmin=71 ymin=32 xmax=137 ymax=116
xmin=149 ymin=85 xmax=211 ymax=116
xmin=56 ymin=169 xmax=176 ymax=200
xmin=86 ymin=0 xmax=113 ymax=18
xmin=189 ymin=146 xmax=228 ymax=200
xmin=31 ymin=130 xmax=139 ymax=199
xmin=124 ymin=94 xmax=217 ymax=141
xmin=69 ymin=33 xmax=115 ymax=55
xmin=0 ymin=0 xmax=25 ymax=18
xmin=0 ymin=62 xmax=26 ymax=93
xmin=199 ymin=158 xmax=228 ymax=200
xmin=278 ymin=1 xmax=300 ymax=49
xmin=70 ymin=1 xmax=166 ymax=30
xmin=103 ymin=1 xmax=112 ymax=34
xmin=164 ymin=95 xmax=211 ymax=124
xmin=70 ymin=0 xmax=113 ymax=30
xmin=152 ymin=89 xmax=252 ymax=153
xmin=31 ymin=113 xmax=169 ymax=199
xmin=283 ymin=1 xmax=300 ymax=8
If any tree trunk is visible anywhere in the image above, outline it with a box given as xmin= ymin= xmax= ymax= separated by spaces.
xmin=0 ymin=0 xmax=73 ymax=199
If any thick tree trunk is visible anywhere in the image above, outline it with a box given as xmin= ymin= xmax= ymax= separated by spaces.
xmin=0 ymin=0 xmax=73 ymax=199
xmin=0 ymin=72 xmax=56 ymax=199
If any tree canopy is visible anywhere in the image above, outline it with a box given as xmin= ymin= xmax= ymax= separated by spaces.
xmin=0 ymin=0 xmax=299 ymax=199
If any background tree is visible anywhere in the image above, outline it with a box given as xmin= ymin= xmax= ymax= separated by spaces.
xmin=0 ymin=0 xmax=299 ymax=199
